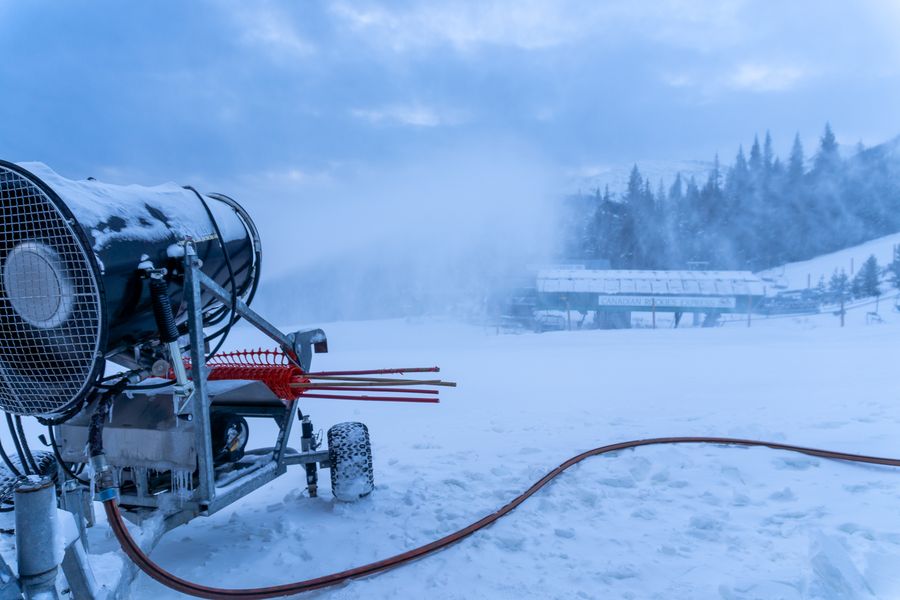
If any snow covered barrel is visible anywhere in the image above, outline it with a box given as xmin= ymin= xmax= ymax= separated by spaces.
xmin=0 ymin=160 xmax=261 ymax=419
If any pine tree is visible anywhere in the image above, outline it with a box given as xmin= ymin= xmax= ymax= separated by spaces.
xmin=829 ymin=269 xmax=849 ymax=302
xmin=810 ymin=123 xmax=845 ymax=255
xmin=581 ymin=189 xmax=603 ymax=259
xmin=669 ymin=173 xmax=683 ymax=204
xmin=855 ymin=254 xmax=881 ymax=297
xmin=788 ymin=133 xmax=805 ymax=184
xmin=851 ymin=270 xmax=863 ymax=298
xmin=697 ymin=155 xmax=728 ymax=265
xmin=584 ymin=185 xmax=618 ymax=262
xmin=565 ymin=125 xmax=900 ymax=274
xmin=814 ymin=123 xmax=840 ymax=174
xmin=708 ymin=154 xmax=722 ymax=190
xmin=681 ymin=176 xmax=701 ymax=263
xmin=888 ymin=246 xmax=900 ymax=289
xmin=727 ymin=146 xmax=749 ymax=194
xmin=626 ymin=165 xmax=642 ymax=199
xmin=763 ymin=131 xmax=774 ymax=175
xmin=642 ymin=179 xmax=653 ymax=205
xmin=771 ymin=157 xmax=784 ymax=177
xmin=618 ymin=165 xmax=644 ymax=268
xmin=749 ymin=135 xmax=762 ymax=175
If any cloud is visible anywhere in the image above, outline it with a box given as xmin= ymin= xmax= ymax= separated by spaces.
xmin=351 ymin=103 xmax=466 ymax=127
xmin=662 ymin=72 xmax=695 ymax=89
xmin=259 ymin=165 xmax=336 ymax=185
xmin=331 ymin=1 xmax=582 ymax=52
xmin=728 ymin=63 xmax=806 ymax=92
xmin=663 ymin=62 xmax=809 ymax=97
xmin=232 ymin=5 xmax=315 ymax=60
xmin=330 ymin=0 xmax=748 ymax=54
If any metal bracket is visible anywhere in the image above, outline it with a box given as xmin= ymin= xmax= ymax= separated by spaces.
xmin=194 ymin=269 xmax=294 ymax=355
xmin=290 ymin=329 xmax=328 ymax=372
xmin=192 ymin=268 xmax=328 ymax=370
xmin=283 ymin=449 xmax=331 ymax=468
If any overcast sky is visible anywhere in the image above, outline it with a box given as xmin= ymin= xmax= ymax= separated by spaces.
xmin=2 ymin=1 xmax=899 ymax=188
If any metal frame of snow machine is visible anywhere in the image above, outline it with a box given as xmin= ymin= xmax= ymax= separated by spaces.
xmin=57 ymin=240 xmax=333 ymax=533
xmin=11 ymin=237 xmax=343 ymax=600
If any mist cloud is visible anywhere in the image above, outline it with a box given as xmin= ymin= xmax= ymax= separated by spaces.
xmin=222 ymin=138 xmax=560 ymax=322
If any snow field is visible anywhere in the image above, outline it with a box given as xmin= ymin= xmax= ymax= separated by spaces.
xmin=105 ymin=318 xmax=900 ymax=599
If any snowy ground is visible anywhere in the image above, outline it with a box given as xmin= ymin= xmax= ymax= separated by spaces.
xmin=60 ymin=311 xmax=897 ymax=599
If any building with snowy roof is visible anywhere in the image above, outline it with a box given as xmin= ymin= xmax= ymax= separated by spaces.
xmin=535 ymin=269 xmax=766 ymax=328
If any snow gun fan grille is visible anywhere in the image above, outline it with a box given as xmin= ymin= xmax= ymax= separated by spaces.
xmin=0 ymin=165 xmax=103 ymax=418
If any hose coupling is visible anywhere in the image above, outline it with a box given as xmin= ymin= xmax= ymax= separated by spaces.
xmin=91 ymin=454 xmax=118 ymax=503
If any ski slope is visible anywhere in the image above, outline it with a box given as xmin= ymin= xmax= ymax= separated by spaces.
xmin=8 ymin=231 xmax=900 ymax=598
xmin=757 ymin=232 xmax=900 ymax=292
xmin=90 ymin=316 xmax=900 ymax=600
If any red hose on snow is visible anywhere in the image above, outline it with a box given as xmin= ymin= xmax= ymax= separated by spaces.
xmin=105 ymin=436 xmax=900 ymax=598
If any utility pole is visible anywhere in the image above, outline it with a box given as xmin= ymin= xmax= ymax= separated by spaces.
xmin=651 ymin=298 xmax=656 ymax=329
xmin=840 ymin=292 xmax=845 ymax=327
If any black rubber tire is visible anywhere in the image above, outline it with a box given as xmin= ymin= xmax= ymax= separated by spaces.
xmin=327 ymin=422 xmax=374 ymax=501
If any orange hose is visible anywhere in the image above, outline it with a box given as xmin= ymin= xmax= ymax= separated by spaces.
xmin=105 ymin=436 xmax=900 ymax=598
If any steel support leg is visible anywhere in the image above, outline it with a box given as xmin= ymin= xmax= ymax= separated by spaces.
xmin=184 ymin=243 xmax=216 ymax=505
xmin=61 ymin=539 xmax=102 ymax=600
xmin=15 ymin=477 xmax=60 ymax=599
xmin=300 ymin=415 xmax=318 ymax=497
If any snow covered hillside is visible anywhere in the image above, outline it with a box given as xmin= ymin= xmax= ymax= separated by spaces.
xmin=758 ymin=231 xmax=900 ymax=292
xmin=98 ymin=316 xmax=900 ymax=599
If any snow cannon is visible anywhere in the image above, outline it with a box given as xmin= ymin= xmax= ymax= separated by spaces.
xmin=0 ymin=160 xmax=261 ymax=421
xmin=0 ymin=161 xmax=453 ymax=597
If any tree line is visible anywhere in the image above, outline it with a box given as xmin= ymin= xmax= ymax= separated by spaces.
xmin=570 ymin=125 xmax=900 ymax=277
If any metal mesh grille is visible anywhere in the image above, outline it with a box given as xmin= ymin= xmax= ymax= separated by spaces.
xmin=0 ymin=166 xmax=102 ymax=417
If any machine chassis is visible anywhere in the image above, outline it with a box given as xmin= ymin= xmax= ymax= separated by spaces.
xmin=58 ymin=239 xmax=331 ymax=532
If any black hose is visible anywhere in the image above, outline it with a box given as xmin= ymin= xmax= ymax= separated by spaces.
xmin=88 ymin=396 xmax=113 ymax=458
xmin=88 ymin=378 xmax=129 ymax=458
xmin=14 ymin=416 xmax=41 ymax=474
xmin=149 ymin=276 xmax=180 ymax=344
xmin=96 ymin=379 xmax=173 ymax=392
xmin=0 ymin=433 xmax=22 ymax=478
xmin=184 ymin=186 xmax=238 ymax=359
xmin=5 ymin=414 xmax=30 ymax=475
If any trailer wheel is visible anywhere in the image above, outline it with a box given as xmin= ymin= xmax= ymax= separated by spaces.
xmin=328 ymin=422 xmax=374 ymax=501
